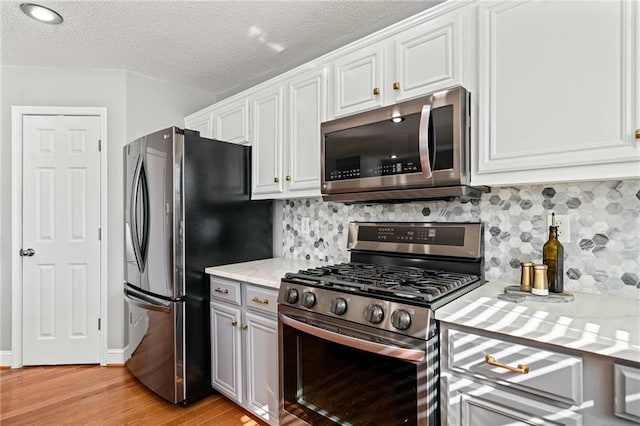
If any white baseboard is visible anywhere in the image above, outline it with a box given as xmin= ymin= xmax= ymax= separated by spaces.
xmin=1 ymin=351 xmax=13 ymax=367
xmin=105 ymin=347 xmax=128 ymax=366
xmin=2 ymin=349 xmax=128 ymax=367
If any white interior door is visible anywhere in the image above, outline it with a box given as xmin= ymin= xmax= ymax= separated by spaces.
xmin=21 ymin=114 xmax=102 ymax=365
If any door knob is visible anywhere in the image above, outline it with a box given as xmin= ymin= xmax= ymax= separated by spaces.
xmin=20 ymin=248 xmax=35 ymax=257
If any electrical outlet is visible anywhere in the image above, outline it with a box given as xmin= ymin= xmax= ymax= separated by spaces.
xmin=301 ymin=217 xmax=310 ymax=233
xmin=547 ymin=214 xmax=570 ymax=243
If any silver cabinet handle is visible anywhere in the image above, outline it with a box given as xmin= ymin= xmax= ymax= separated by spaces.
xmin=20 ymin=248 xmax=35 ymax=257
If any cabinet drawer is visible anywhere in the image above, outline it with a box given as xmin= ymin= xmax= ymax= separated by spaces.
xmin=614 ymin=363 xmax=640 ymax=423
xmin=245 ymin=285 xmax=277 ymax=315
xmin=447 ymin=329 xmax=583 ymax=405
xmin=210 ymin=276 xmax=241 ymax=305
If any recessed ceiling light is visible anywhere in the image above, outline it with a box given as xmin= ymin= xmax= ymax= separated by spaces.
xmin=20 ymin=3 xmax=63 ymax=24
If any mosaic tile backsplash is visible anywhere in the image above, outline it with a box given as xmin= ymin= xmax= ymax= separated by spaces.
xmin=280 ymin=179 xmax=640 ymax=299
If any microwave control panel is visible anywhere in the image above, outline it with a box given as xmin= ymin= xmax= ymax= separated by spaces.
xmin=328 ymin=158 xmax=421 ymax=181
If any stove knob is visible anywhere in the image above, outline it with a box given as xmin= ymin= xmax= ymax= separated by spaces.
xmin=301 ymin=291 xmax=316 ymax=308
xmin=390 ymin=309 xmax=412 ymax=331
xmin=364 ymin=304 xmax=384 ymax=324
xmin=331 ymin=297 xmax=348 ymax=315
xmin=286 ymin=288 xmax=299 ymax=304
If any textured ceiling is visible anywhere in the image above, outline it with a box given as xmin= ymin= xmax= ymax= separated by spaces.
xmin=0 ymin=0 xmax=442 ymax=99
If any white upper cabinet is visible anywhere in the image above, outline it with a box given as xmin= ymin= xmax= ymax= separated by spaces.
xmin=332 ymin=44 xmax=385 ymax=117
xmin=184 ymin=110 xmax=212 ymax=138
xmin=330 ymin=2 xmax=474 ymax=118
xmin=212 ymin=97 xmax=250 ymax=144
xmin=251 ymin=66 xmax=327 ymax=200
xmin=473 ymin=0 xmax=640 ymax=186
xmin=251 ymin=85 xmax=284 ymax=198
xmin=391 ymin=5 xmax=471 ymax=103
xmin=284 ymin=67 xmax=327 ymax=197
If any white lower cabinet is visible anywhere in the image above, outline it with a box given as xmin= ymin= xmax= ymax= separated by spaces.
xmin=614 ymin=364 xmax=640 ymax=423
xmin=244 ymin=311 xmax=278 ymax=420
xmin=441 ymin=323 xmax=640 ymax=426
xmin=210 ymin=276 xmax=279 ymax=425
xmin=441 ymin=375 xmax=583 ymax=426
xmin=210 ymin=302 xmax=242 ymax=402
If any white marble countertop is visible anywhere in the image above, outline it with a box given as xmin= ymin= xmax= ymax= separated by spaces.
xmin=205 ymin=257 xmax=327 ymax=289
xmin=436 ymin=281 xmax=640 ymax=363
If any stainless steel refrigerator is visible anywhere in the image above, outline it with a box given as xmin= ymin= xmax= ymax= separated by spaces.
xmin=123 ymin=126 xmax=272 ymax=405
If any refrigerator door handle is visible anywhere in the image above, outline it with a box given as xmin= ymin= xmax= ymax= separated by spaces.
xmin=130 ymin=155 xmax=143 ymax=272
xmin=124 ymin=287 xmax=172 ymax=313
xmin=138 ymin=159 xmax=150 ymax=270
xmin=130 ymin=155 xmax=150 ymax=273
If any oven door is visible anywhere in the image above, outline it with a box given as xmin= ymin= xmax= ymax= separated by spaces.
xmin=321 ymin=86 xmax=469 ymax=196
xmin=278 ymin=305 xmax=439 ymax=426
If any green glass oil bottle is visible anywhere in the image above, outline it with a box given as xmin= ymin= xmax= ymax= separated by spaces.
xmin=543 ymin=213 xmax=564 ymax=293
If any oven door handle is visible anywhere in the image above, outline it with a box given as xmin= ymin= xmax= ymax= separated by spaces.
xmin=280 ymin=314 xmax=426 ymax=362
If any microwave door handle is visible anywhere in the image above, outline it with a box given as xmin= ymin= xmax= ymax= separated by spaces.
xmin=418 ymin=104 xmax=433 ymax=179
xmin=279 ymin=314 xmax=426 ymax=362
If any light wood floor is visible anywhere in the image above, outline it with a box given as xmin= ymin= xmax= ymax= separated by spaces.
xmin=0 ymin=365 xmax=270 ymax=425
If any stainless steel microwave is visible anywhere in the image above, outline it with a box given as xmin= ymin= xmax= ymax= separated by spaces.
xmin=321 ymin=86 xmax=488 ymax=202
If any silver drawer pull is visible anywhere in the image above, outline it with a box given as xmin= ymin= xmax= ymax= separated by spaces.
xmin=214 ymin=287 xmax=229 ymax=294
xmin=485 ymin=354 xmax=530 ymax=374
xmin=252 ymin=296 xmax=269 ymax=305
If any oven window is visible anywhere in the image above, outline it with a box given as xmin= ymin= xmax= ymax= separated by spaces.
xmin=282 ymin=323 xmax=418 ymax=425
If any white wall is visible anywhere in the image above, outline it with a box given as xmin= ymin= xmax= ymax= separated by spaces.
xmin=126 ymin=71 xmax=215 ymax=141
xmin=0 ymin=66 xmax=215 ymax=358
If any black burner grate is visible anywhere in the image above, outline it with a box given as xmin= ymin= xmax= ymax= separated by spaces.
xmin=284 ymin=262 xmax=480 ymax=305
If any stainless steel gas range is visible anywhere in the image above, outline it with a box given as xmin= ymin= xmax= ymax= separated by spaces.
xmin=278 ymin=221 xmax=485 ymax=426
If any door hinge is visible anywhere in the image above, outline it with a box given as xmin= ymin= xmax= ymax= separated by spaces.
xmin=98 ymin=139 xmax=102 ymax=152
xmin=98 ymin=228 xmax=101 ymax=240
xmin=98 ymin=318 xmax=101 ymax=330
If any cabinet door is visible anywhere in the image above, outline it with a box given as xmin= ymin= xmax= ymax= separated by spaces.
xmin=210 ymin=302 xmax=242 ymax=403
xmin=285 ymin=67 xmax=327 ymax=197
xmin=184 ymin=111 xmax=212 ymax=138
xmin=474 ymin=0 xmax=640 ymax=186
xmin=441 ymin=375 xmax=583 ymax=426
xmin=392 ymin=7 xmax=467 ymax=103
xmin=212 ymin=98 xmax=250 ymax=144
xmin=251 ymin=85 xmax=284 ymax=199
xmin=332 ymin=43 xmax=385 ymax=117
xmin=244 ymin=311 xmax=278 ymax=423
xmin=614 ymin=364 xmax=640 ymax=423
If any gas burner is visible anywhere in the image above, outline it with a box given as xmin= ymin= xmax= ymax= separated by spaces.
xmin=285 ymin=262 xmax=480 ymax=306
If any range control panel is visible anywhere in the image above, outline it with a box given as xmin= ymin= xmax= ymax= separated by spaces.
xmin=358 ymin=224 xmax=465 ymax=246
xmin=346 ymin=222 xmax=484 ymax=260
